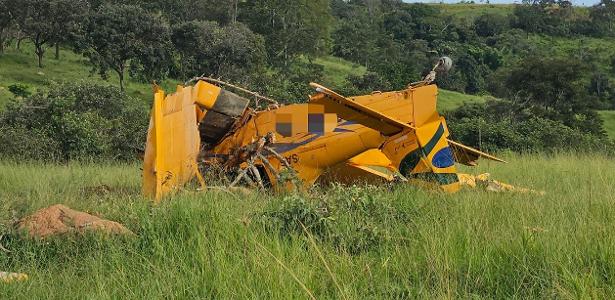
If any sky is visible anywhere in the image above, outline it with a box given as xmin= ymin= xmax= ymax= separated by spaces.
xmin=403 ymin=0 xmax=600 ymax=6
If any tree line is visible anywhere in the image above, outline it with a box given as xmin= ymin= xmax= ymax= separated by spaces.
xmin=1 ymin=0 xmax=614 ymax=98
xmin=0 ymin=0 xmax=614 ymax=160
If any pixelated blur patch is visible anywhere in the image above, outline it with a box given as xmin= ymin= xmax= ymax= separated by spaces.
xmin=276 ymin=123 xmax=292 ymax=137
xmin=276 ymin=113 xmax=293 ymax=137
xmin=308 ymin=113 xmax=324 ymax=134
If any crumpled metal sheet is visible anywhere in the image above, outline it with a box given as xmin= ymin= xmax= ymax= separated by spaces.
xmin=0 ymin=272 xmax=28 ymax=283
xmin=458 ymin=173 xmax=545 ymax=195
xmin=142 ymin=86 xmax=202 ymax=202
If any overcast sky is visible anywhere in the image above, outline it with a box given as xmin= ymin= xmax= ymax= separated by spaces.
xmin=403 ymin=0 xmax=600 ymax=6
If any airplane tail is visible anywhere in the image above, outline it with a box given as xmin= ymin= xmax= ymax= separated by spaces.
xmin=309 ymin=82 xmax=504 ymax=192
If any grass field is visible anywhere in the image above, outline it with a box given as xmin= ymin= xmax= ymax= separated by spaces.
xmin=0 ymin=44 xmax=180 ymax=108
xmin=436 ymin=3 xmax=514 ymax=20
xmin=526 ymin=35 xmax=615 ymax=75
xmin=599 ymin=110 xmax=615 ymax=139
xmin=313 ymin=56 xmax=367 ymax=88
xmin=1 ymin=153 xmax=614 ymax=299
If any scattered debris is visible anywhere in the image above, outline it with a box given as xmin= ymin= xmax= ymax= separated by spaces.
xmin=458 ymin=173 xmax=545 ymax=195
xmin=17 ymin=204 xmax=133 ymax=239
xmin=0 ymin=272 xmax=28 ymax=283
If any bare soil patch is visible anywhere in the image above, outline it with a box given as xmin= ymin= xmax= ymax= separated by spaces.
xmin=17 ymin=204 xmax=133 ymax=239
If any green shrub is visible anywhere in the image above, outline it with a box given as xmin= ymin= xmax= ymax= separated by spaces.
xmin=446 ymin=100 xmax=615 ymax=153
xmin=0 ymin=81 xmax=148 ymax=161
xmin=259 ymin=185 xmax=398 ymax=254
xmin=339 ymin=72 xmax=392 ymax=96
xmin=7 ymin=83 xmax=31 ymax=98
xmin=260 ymin=194 xmax=333 ymax=238
xmin=0 ymin=125 xmax=61 ymax=160
xmin=254 ymin=59 xmax=326 ymax=103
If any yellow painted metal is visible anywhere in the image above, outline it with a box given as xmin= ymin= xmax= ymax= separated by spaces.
xmin=194 ymin=80 xmax=222 ymax=110
xmin=309 ymin=82 xmax=411 ymax=136
xmin=345 ymin=149 xmax=399 ymax=181
xmin=310 ymin=83 xmax=461 ymax=192
xmin=142 ymin=79 xmax=505 ymax=199
xmin=0 ymin=272 xmax=28 ymax=283
xmin=142 ymin=85 xmax=203 ymax=202
xmin=411 ymin=84 xmax=439 ymax=127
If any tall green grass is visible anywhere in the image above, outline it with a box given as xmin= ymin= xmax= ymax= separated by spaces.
xmin=1 ymin=153 xmax=614 ymax=299
xmin=599 ymin=110 xmax=615 ymax=140
xmin=438 ymin=89 xmax=488 ymax=112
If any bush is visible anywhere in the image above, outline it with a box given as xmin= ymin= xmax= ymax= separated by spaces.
xmin=256 ymin=59 xmax=326 ymax=103
xmin=260 ymin=194 xmax=333 ymax=238
xmin=446 ymin=100 xmax=615 ymax=153
xmin=7 ymin=84 xmax=31 ymax=98
xmin=170 ymin=21 xmax=266 ymax=82
xmin=474 ymin=13 xmax=510 ymax=37
xmin=0 ymin=81 xmax=148 ymax=161
xmin=259 ymin=185 xmax=402 ymax=254
xmin=340 ymin=72 xmax=392 ymax=96
xmin=0 ymin=126 xmax=61 ymax=160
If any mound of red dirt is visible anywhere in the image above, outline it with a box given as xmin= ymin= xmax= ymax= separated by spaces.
xmin=17 ymin=204 xmax=133 ymax=239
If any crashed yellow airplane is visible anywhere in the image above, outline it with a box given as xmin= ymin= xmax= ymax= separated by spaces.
xmin=142 ymin=57 xmax=510 ymax=201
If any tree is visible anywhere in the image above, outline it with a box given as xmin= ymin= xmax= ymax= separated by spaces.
xmin=332 ymin=9 xmax=379 ymax=66
xmin=138 ymin=0 xmax=242 ymax=24
xmin=590 ymin=0 xmax=615 ymax=37
xmin=9 ymin=0 xmax=87 ymax=67
xmin=492 ymin=56 xmax=603 ymax=135
xmin=239 ymin=0 xmax=333 ymax=64
xmin=79 ymin=4 xmax=173 ymax=91
xmin=473 ymin=13 xmax=510 ymax=37
xmin=0 ymin=0 xmax=12 ymax=54
xmin=511 ymin=0 xmax=573 ymax=36
xmin=49 ymin=0 xmax=88 ymax=60
xmin=171 ymin=21 xmax=266 ymax=81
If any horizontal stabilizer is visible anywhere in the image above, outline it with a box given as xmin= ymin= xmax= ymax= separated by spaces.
xmin=447 ymin=139 xmax=507 ymax=165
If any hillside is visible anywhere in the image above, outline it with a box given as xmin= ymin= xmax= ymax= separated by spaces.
xmin=1 ymin=43 xmax=613 ymax=139
xmin=599 ymin=110 xmax=615 ymax=139
xmin=436 ymin=3 xmax=514 ymax=19
xmin=435 ymin=3 xmax=591 ymax=20
xmin=0 ymin=45 xmax=181 ymax=108
xmin=1 ymin=1 xmax=615 ymax=299
xmin=0 ymin=44 xmax=482 ymax=111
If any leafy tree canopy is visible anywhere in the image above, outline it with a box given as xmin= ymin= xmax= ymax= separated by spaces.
xmin=78 ymin=4 xmax=173 ymax=90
